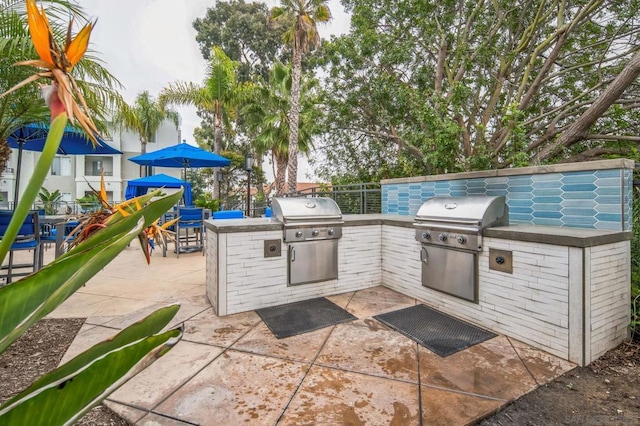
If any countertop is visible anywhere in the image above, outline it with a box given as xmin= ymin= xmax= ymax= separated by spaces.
xmin=204 ymin=215 xmax=631 ymax=247
xmin=484 ymin=224 xmax=632 ymax=248
xmin=204 ymin=214 xmax=415 ymax=233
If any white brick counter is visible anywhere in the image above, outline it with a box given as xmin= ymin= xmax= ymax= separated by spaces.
xmin=205 ymin=216 xmax=631 ymax=366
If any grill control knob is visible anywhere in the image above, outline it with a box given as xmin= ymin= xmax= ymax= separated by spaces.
xmin=422 ymin=232 xmax=431 ymax=240
xmin=328 ymin=229 xmax=335 ymax=236
xmin=438 ymin=234 xmax=447 ymax=242
xmin=295 ymin=231 xmax=303 ymax=238
xmin=457 ymin=235 xmax=467 ymax=244
xmin=312 ymin=230 xmax=320 ymax=237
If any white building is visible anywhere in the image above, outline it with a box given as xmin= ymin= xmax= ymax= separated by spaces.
xmin=0 ymin=120 xmax=183 ymax=211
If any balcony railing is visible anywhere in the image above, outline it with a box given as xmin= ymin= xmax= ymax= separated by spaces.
xmin=85 ymin=171 xmax=114 ymax=177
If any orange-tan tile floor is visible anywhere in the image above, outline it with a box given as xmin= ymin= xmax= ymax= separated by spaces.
xmin=36 ymin=246 xmax=576 ymax=425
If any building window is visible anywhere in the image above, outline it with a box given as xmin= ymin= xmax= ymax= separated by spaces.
xmin=51 ymin=157 xmax=72 ymax=176
xmin=92 ymin=160 xmax=102 ymax=175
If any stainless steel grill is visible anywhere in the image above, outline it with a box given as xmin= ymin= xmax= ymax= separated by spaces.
xmin=414 ymin=196 xmax=509 ymax=303
xmin=272 ymin=197 xmax=343 ymax=242
xmin=414 ymin=195 xmax=509 ymax=251
xmin=271 ymin=197 xmax=344 ymax=286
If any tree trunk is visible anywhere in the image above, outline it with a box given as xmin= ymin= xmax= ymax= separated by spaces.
xmin=286 ymin=46 xmax=303 ymax=194
xmin=213 ymin=103 xmax=223 ymax=199
xmin=275 ymin=153 xmax=288 ymax=196
xmin=140 ymin=137 xmax=147 ymax=177
xmin=534 ymin=49 xmax=640 ymax=162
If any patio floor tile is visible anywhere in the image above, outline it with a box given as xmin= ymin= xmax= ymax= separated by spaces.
xmin=231 ymin=321 xmax=332 ymax=363
xmin=103 ymin=401 xmax=148 ymax=424
xmin=182 ymin=308 xmax=261 ymax=347
xmin=418 ymin=335 xmax=538 ymax=400
xmin=316 ymin=318 xmax=419 ymax=382
xmin=109 ymin=341 xmax=222 ymax=410
xmin=153 ymin=350 xmax=307 ymax=425
xmin=420 ymin=385 xmax=505 ymax=425
xmin=509 ymin=337 xmax=577 ymax=385
xmin=343 ymin=285 xmax=417 ymax=317
xmin=279 ymin=365 xmax=420 ymax=425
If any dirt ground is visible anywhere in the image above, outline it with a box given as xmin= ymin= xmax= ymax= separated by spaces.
xmin=0 ymin=318 xmax=638 ymax=425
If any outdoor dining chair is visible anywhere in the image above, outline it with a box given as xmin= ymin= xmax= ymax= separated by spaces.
xmin=174 ymin=207 xmax=205 ymax=258
xmin=0 ymin=210 xmax=41 ymax=284
xmin=39 ymin=216 xmax=78 ymax=265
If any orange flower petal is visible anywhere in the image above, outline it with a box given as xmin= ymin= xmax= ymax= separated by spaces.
xmin=65 ymin=21 xmax=94 ymax=68
xmin=26 ymin=0 xmax=54 ymax=66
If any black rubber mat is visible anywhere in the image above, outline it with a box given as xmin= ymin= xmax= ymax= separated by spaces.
xmin=374 ymin=304 xmax=497 ymax=357
xmin=256 ymin=297 xmax=357 ymax=339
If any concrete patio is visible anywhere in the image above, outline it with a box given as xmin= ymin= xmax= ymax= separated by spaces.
xmin=34 ymin=245 xmax=577 ymax=425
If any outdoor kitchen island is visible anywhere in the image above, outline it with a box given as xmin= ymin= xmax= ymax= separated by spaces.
xmin=204 ymin=214 xmax=630 ymax=366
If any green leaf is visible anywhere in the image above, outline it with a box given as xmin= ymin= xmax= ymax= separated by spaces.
xmin=5 ymin=305 xmax=180 ymax=403
xmin=0 ymin=215 xmax=145 ymax=353
xmin=0 ymin=325 xmax=182 ymax=425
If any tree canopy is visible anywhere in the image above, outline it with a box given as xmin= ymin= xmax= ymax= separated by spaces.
xmin=192 ymin=0 xmax=290 ymax=82
xmin=313 ymin=0 xmax=640 ymax=182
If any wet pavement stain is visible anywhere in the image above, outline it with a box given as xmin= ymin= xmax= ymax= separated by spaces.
xmin=305 ymin=368 xmax=353 ymax=395
xmin=213 ymin=325 xmax=241 ymax=335
xmin=364 ymin=318 xmax=386 ymax=331
xmin=390 ymin=401 xmax=417 ymax=425
xmin=379 ymin=347 xmax=418 ymax=376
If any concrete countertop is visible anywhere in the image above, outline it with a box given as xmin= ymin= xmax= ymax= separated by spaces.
xmin=485 ymin=224 xmax=632 ymax=248
xmin=205 ymin=217 xmax=282 ymax=233
xmin=204 ymin=215 xmax=631 ymax=248
xmin=205 ymin=214 xmax=415 ymax=233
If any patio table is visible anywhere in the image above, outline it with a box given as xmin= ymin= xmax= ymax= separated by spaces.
xmin=40 ymin=215 xmax=74 ymax=259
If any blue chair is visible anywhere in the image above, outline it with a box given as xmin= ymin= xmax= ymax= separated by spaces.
xmin=174 ymin=207 xmax=205 ymax=258
xmin=39 ymin=217 xmax=78 ymax=264
xmin=213 ymin=210 xmax=244 ymax=219
xmin=0 ymin=210 xmax=41 ymax=284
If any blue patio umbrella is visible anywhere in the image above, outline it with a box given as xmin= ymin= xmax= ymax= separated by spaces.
xmin=7 ymin=123 xmax=123 ymax=207
xmin=129 ymin=142 xmax=231 ymax=171
xmin=129 ymin=142 xmax=231 ymax=197
xmin=125 ymin=174 xmax=193 ymax=206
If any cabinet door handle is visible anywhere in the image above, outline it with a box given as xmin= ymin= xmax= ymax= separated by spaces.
xmin=290 ymin=246 xmax=296 ymax=262
xmin=420 ymin=247 xmax=428 ymax=264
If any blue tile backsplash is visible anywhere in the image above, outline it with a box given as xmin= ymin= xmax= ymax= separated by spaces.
xmin=382 ymin=162 xmax=632 ymax=231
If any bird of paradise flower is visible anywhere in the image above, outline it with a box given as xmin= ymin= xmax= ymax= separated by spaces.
xmin=2 ymin=0 xmax=99 ymax=143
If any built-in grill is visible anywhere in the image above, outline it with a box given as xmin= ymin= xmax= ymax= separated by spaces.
xmin=271 ymin=197 xmax=343 ymax=286
xmin=414 ymin=196 xmax=509 ymax=303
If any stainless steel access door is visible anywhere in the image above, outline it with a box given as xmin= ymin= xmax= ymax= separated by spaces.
xmin=420 ymin=245 xmax=478 ymax=303
xmin=288 ymin=239 xmax=338 ymax=286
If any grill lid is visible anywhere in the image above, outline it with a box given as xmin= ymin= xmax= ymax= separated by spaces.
xmin=415 ymin=195 xmax=508 ymax=228
xmin=271 ymin=197 xmax=342 ymax=224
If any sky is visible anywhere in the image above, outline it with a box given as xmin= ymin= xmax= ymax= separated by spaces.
xmin=82 ymin=0 xmax=351 ymax=181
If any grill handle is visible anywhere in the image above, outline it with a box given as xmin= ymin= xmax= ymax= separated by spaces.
xmin=414 ymin=223 xmax=481 ymax=234
xmin=420 ymin=247 xmax=428 ymax=264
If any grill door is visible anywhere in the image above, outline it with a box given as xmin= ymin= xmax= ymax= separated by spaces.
xmin=420 ymin=245 xmax=478 ymax=303
xmin=288 ymin=240 xmax=338 ymax=286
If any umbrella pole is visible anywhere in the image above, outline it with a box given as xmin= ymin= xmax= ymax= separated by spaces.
xmin=13 ymin=141 xmax=24 ymax=209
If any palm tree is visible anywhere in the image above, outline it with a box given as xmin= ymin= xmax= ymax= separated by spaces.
xmin=271 ymin=0 xmax=330 ymax=194
xmin=244 ymin=62 xmax=319 ymax=196
xmin=159 ymin=46 xmax=252 ymax=195
xmin=113 ymin=91 xmax=180 ymax=176
xmin=0 ymin=1 xmax=124 ymax=174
